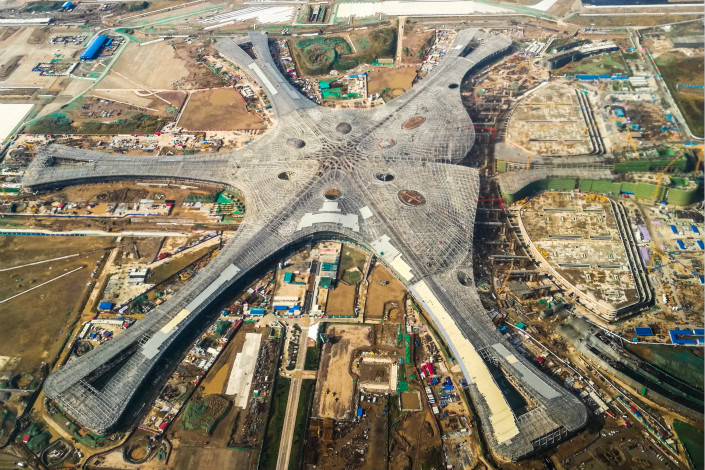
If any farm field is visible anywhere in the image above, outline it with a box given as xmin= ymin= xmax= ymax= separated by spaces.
xmin=0 ymin=235 xmax=116 ymax=372
xmin=178 ymin=88 xmax=266 ymax=131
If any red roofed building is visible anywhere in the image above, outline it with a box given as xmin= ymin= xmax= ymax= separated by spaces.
xmin=421 ymin=363 xmax=436 ymax=376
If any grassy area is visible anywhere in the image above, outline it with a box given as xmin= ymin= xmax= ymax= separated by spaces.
xmin=26 ymin=112 xmax=73 ymax=134
xmin=27 ymin=112 xmax=166 ymax=135
xmin=303 ymin=346 xmax=319 ymax=371
xmin=180 ymin=395 xmax=230 ymax=434
xmin=625 ymin=344 xmax=704 ymax=390
xmin=292 ymin=36 xmax=355 ymax=75
xmin=563 ymin=52 xmax=629 ymax=76
xmin=351 ymin=27 xmax=397 ymax=63
xmin=259 ymin=377 xmax=291 ymax=470
xmin=655 ymin=51 xmax=704 ymax=138
xmin=673 ymin=419 xmax=704 ymax=470
xmin=287 ymin=379 xmax=315 ymax=470
xmin=337 ymin=245 xmax=367 ymax=279
xmin=342 ymin=270 xmax=362 ymax=284
xmin=24 ymin=1 xmax=62 ymax=12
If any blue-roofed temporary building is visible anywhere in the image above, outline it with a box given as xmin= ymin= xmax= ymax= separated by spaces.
xmin=670 ymin=225 xmax=678 ymax=234
xmin=692 ymin=225 xmax=700 ymax=234
xmin=693 ymin=329 xmax=705 ymax=336
xmin=698 ymin=240 xmax=704 ymax=250
xmin=98 ymin=301 xmax=114 ymax=310
xmin=676 ymin=240 xmax=686 ymax=250
xmin=81 ymin=35 xmax=109 ymax=61
xmin=634 ymin=327 xmax=653 ymax=336
xmin=248 ymin=307 xmax=266 ymax=316
xmin=669 ymin=329 xmax=697 ymax=345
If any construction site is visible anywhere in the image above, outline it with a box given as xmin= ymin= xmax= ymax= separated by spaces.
xmin=0 ymin=4 xmax=702 ymax=470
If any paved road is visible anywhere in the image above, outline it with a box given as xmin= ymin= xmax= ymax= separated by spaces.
xmin=276 ymin=327 xmax=309 ymax=470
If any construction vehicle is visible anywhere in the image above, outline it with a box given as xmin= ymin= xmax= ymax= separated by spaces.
xmin=626 ymin=128 xmax=640 ymax=160
xmin=497 ymin=264 xmax=514 ymax=294
xmin=651 ymin=154 xmax=683 ymax=201
xmin=648 ymin=248 xmax=690 ymax=277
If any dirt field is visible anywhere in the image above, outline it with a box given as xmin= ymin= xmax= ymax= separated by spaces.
xmin=365 ymin=264 xmax=406 ymax=321
xmin=273 ymin=270 xmax=308 ymax=300
xmin=313 ymin=324 xmax=372 ymax=419
xmin=0 ymin=235 xmax=116 ymax=372
xmin=200 ymin=322 xmax=257 ymax=396
xmin=367 ymin=66 xmax=418 ymax=97
xmin=112 ymin=41 xmax=188 ymax=90
xmin=178 ymin=88 xmax=266 ymax=131
xmin=401 ymin=22 xmax=434 ymax=63
xmin=325 ymin=282 xmax=356 ymax=316
xmin=400 ymin=391 xmax=422 ymax=410
xmin=171 ymin=446 xmax=256 ymax=470
xmin=389 ymin=402 xmax=442 ymax=470
xmin=40 ymin=181 xmax=220 ymax=211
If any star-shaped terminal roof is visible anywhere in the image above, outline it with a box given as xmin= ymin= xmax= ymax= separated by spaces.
xmin=35 ymin=29 xmax=586 ymax=460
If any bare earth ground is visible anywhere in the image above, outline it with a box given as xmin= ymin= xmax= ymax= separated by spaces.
xmin=325 ymin=282 xmax=356 ymax=316
xmin=313 ymin=324 xmax=372 ymax=419
xmin=112 ymin=41 xmax=188 ymax=90
xmin=367 ymin=67 xmax=418 ymax=97
xmin=0 ymin=236 xmax=115 ymax=371
xmin=401 ymin=23 xmax=435 ymax=63
xmin=178 ymin=88 xmax=266 ymax=131
xmin=365 ymin=264 xmax=406 ymax=320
